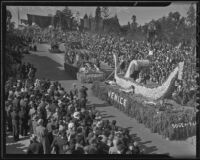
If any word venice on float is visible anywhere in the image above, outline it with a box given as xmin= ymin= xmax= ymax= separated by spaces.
xmin=108 ymin=90 xmax=128 ymax=108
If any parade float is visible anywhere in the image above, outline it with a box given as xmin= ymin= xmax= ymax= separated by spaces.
xmin=77 ymin=62 xmax=104 ymax=83
xmin=64 ymin=42 xmax=83 ymax=78
xmin=64 ymin=42 xmax=104 ymax=82
xmin=48 ymin=26 xmax=64 ymax=53
xmin=92 ymin=53 xmax=196 ymax=140
xmin=49 ymin=41 xmax=64 ymax=53
xmin=25 ymin=23 xmax=41 ymax=51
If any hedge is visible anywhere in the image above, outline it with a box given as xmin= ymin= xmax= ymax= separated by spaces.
xmin=91 ymin=81 xmax=196 ymax=140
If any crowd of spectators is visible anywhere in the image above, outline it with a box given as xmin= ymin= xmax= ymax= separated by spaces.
xmin=5 ymin=26 xmax=196 ymax=155
xmin=63 ymin=31 xmax=197 ymax=105
xmin=5 ymin=30 xmax=36 ymax=81
xmin=28 ymin=29 xmax=197 ymax=105
xmin=5 ymin=64 xmax=142 ymax=154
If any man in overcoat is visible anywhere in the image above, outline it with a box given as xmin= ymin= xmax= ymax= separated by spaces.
xmin=11 ymin=108 xmax=20 ymax=141
xmin=36 ymin=119 xmax=51 ymax=154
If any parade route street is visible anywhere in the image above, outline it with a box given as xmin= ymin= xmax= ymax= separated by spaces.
xmin=6 ymin=44 xmax=196 ymax=158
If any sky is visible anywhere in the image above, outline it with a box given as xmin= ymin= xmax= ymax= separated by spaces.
xmin=7 ymin=2 xmax=196 ymax=27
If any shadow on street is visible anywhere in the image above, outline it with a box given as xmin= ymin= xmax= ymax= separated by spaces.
xmin=23 ymin=54 xmax=75 ymax=81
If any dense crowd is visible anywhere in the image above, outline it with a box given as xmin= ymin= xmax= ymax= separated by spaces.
xmin=63 ymin=31 xmax=197 ymax=105
xmin=28 ymin=29 xmax=197 ymax=106
xmin=5 ymin=64 xmax=143 ymax=154
xmin=5 ymin=30 xmax=36 ymax=81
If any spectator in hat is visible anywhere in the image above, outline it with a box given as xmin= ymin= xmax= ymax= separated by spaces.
xmin=78 ymin=85 xmax=88 ymax=108
xmin=109 ymin=138 xmax=119 ymax=154
xmin=19 ymin=107 xmax=29 ymax=137
xmin=31 ymin=114 xmax=38 ymax=135
xmin=11 ymin=108 xmax=20 ymax=141
xmin=37 ymin=98 xmax=47 ymax=126
xmin=52 ymin=107 xmax=59 ymax=121
xmin=87 ymin=138 xmax=98 ymax=154
xmin=28 ymin=67 xmax=34 ymax=80
xmin=46 ymin=119 xmax=54 ymax=145
xmin=70 ymin=83 xmax=78 ymax=100
xmin=36 ymin=119 xmax=51 ymax=154
xmin=111 ymin=120 xmax=117 ymax=131
xmin=5 ymin=102 xmax=13 ymax=132
xmin=73 ymin=134 xmax=85 ymax=154
xmin=73 ymin=111 xmax=80 ymax=120
xmin=97 ymin=135 xmax=109 ymax=154
xmin=67 ymin=122 xmax=75 ymax=142
xmin=12 ymin=96 xmax=21 ymax=112
xmin=51 ymin=125 xmax=68 ymax=154
xmin=27 ymin=134 xmax=44 ymax=154
xmin=19 ymin=97 xmax=26 ymax=110
xmin=132 ymin=142 xmax=140 ymax=154
xmin=49 ymin=100 xmax=58 ymax=113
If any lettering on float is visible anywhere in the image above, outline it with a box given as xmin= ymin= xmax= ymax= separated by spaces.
xmin=108 ymin=91 xmax=127 ymax=108
xmin=171 ymin=122 xmax=196 ymax=128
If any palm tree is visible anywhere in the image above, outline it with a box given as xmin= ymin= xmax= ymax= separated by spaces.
xmin=54 ymin=10 xmax=62 ymax=29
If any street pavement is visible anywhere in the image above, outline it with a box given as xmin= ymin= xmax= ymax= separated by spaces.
xmin=6 ymin=44 xmax=196 ymax=158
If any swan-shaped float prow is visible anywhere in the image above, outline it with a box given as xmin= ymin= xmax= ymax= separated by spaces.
xmin=113 ymin=53 xmax=184 ymax=100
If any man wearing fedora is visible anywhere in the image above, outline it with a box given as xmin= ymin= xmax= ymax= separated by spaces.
xmin=19 ymin=106 xmax=29 ymax=137
xmin=78 ymin=85 xmax=88 ymax=108
xmin=11 ymin=108 xmax=20 ymax=141
xmin=36 ymin=119 xmax=51 ymax=154
xmin=70 ymin=83 xmax=78 ymax=101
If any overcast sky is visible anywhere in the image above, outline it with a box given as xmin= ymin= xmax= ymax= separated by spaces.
xmin=7 ymin=2 xmax=196 ymax=27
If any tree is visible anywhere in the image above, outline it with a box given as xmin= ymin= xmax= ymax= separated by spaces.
xmin=6 ymin=9 xmax=13 ymax=31
xmin=186 ymin=3 xmax=196 ymax=27
xmin=62 ymin=7 xmax=73 ymax=19
xmin=62 ymin=7 xmax=73 ymax=30
xmin=103 ymin=14 xmax=120 ymax=33
xmin=88 ymin=13 xmax=93 ymax=30
xmin=172 ymin=11 xmax=181 ymax=22
xmin=131 ymin=15 xmax=138 ymax=31
xmin=132 ymin=15 xmax=136 ymax=23
xmin=101 ymin=7 xmax=110 ymax=19
xmin=84 ymin=14 xmax=88 ymax=19
xmin=5 ymin=10 xmax=23 ymax=80
xmin=9 ymin=22 xmax=15 ymax=31
xmin=186 ymin=4 xmax=196 ymax=48
xmin=54 ymin=10 xmax=62 ymax=29
xmin=83 ymin=14 xmax=89 ymax=30
xmin=95 ymin=6 xmax=101 ymax=31
xmin=74 ymin=11 xmax=81 ymax=27
xmin=128 ymin=22 xmax=131 ymax=30
xmin=147 ymin=21 xmax=157 ymax=44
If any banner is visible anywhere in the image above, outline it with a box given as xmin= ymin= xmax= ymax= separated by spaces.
xmin=108 ymin=90 xmax=128 ymax=109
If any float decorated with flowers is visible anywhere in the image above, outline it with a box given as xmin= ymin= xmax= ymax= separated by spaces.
xmin=77 ymin=62 xmax=104 ymax=83
xmin=91 ymin=53 xmax=196 ymax=140
xmin=64 ymin=42 xmax=104 ymax=82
